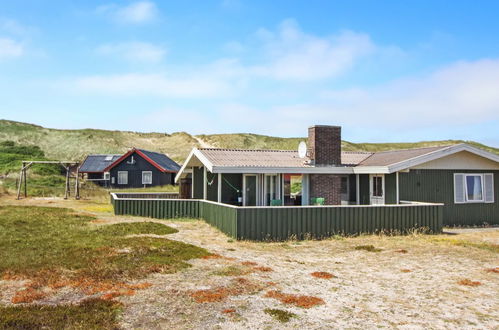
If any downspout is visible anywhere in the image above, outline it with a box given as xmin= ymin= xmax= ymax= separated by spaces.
xmin=396 ymin=171 xmax=400 ymax=204
xmin=203 ymin=167 xmax=207 ymax=200
xmin=356 ymin=174 xmax=360 ymax=205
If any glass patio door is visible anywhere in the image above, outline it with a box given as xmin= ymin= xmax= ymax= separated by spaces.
xmin=243 ymin=174 xmax=257 ymax=206
xmin=264 ymin=174 xmax=279 ymax=206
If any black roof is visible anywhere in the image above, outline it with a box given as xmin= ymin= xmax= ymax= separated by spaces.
xmin=79 ymin=154 xmax=121 ymax=173
xmin=138 ymin=149 xmax=180 ymax=172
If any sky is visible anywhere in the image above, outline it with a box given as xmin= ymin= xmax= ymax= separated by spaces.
xmin=0 ymin=0 xmax=499 ymax=146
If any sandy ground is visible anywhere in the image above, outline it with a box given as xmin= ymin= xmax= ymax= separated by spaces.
xmin=1 ymin=196 xmax=498 ymax=329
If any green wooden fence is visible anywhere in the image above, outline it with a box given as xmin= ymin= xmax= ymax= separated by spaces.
xmin=110 ymin=194 xmax=443 ymax=241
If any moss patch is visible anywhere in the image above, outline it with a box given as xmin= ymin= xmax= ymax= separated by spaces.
xmin=264 ymin=308 xmax=297 ymax=323
xmin=355 ymin=245 xmax=382 ymax=252
xmin=0 ymin=298 xmax=122 ymax=329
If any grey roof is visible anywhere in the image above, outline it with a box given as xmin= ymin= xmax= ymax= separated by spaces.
xmin=138 ymin=149 xmax=180 ymax=172
xmin=79 ymin=154 xmax=121 ymax=173
xmin=195 ymin=146 xmax=452 ymax=168
xmin=358 ymin=146 xmax=449 ymax=166
xmin=197 ymin=148 xmax=374 ymax=168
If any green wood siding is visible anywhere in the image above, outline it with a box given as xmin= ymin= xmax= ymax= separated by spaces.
xmin=206 ymin=171 xmax=218 ymax=202
xmin=385 ymin=173 xmax=397 ymax=204
xmin=399 ymin=169 xmax=499 ymax=226
xmin=236 ymin=204 xmax=442 ymax=240
xmin=359 ymin=174 xmax=370 ymax=204
xmin=111 ymin=194 xmax=443 ymax=241
xmin=192 ymin=167 xmax=204 ymax=199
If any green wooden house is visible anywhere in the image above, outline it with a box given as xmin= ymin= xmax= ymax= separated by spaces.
xmin=176 ymin=125 xmax=499 ymax=226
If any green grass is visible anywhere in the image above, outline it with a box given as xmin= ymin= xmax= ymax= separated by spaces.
xmin=0 ymin=298 xmax=122 ymax=329
xmin=0 ymin=206 xmax=208 ymax=280
xmin=429 ymin=237 xmax=499 ymax=253
xmin=264 ymin=308 xmax=297 ymax=323
xmin=0 ymin=140 xmax=61 ymax=175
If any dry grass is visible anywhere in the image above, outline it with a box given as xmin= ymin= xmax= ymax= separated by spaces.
xmin=241 ymin=261 xmax=258 ymax=266
xmin=400 ymin=269 xmax=412 ymax=273
xmin=253 ymin=266 xmax=273 ymax=272
xmin=395 ymin=249 xmax=408 ymax=253
xmin=311 ymin=271 xmax=335 ymax=279
xmin=457 ymin=279 xmax=482 ymax=287
xmin=11 ymin=288 xmax=48 ymax=304
xmin=264 ymin=290 xmax=325 ymax=308
xmin=485 ymin=267 xmax=499 ymax=273
xmin=190 ymin=277 xmax=266 ymax=303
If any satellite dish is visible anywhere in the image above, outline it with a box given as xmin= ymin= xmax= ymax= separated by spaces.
xmin=298 ymin=141 xmax=307 ymax=158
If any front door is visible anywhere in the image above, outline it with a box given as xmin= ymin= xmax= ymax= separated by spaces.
xmin=369 ymin=174 xmax=385 ymax=205
xmin=243 ymin=174 xmax=258 ymax=206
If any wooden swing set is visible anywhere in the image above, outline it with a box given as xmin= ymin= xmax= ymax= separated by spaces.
xmin=16 ymin=160 xmax=80 ymax=200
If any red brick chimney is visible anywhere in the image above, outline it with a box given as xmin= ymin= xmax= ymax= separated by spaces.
xmin=308 ymin=125 xmax=342 ymax=166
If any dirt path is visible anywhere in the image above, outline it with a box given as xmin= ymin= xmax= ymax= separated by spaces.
xmin=193 ymin=136 xmax=213 ymax=148
xmin=1 ymin=197 xmax=498 ymax=329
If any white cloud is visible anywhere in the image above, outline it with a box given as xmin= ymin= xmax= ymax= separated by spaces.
xmin=152 ymin=59 xmax=499 ymax=136
xmin=318 ymin=59 xmax=499 ymax=126
xmin=72 ymin=73 xmax=230 ymax=98
xmin=249 ymin=20 xmax=376 ymax=81
xmin=97 ymin=1 xmax=158 ymax=24
xmin=0 ymin=37 xmax=23 ymax=59
xmin=96 ymin=42 xmax=166 ymax=63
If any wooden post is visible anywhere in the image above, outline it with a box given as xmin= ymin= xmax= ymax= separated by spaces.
xmin=23 ymin=166 xmax=27 ymax=198
xmin=75 ymin=168 xmax=80 ymax=200
xmin=16 ymin=163 xmax=24 ymax=200
xmin=64 ymin=166 xmax=70 ymax=200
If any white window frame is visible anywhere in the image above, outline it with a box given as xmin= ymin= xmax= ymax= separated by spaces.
xmin=103 ymin=172 xmax=110 ymax=180
xmin=464 ymin=174 xmax=484 ymax=203
xmin=454 ymin=173 xmax=494 ymax=204
xmin=142 ymin=171 xmax=152 ymax=185
xmin=117 ymin=171 xmax=128 ymax=185
xmin=369 ymin=174 xmax=385 ymax=205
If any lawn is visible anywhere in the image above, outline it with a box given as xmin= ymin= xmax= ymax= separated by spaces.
xmin=0 ymin=200 xmax=497 ymax=328
xmin=0 ymin=205 xmax=209 ymax=326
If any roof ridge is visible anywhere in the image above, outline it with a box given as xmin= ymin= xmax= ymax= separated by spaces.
xmin=370 ymin=145 xmax=451 ymax=154
xmin=198 ymin=148 xmax=298 ymax=153
xmin=341 ymin=151 xmax=374 ymax=154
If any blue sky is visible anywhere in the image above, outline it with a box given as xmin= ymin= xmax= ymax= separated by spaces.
xmin=1 ymin=1 xmax=499 ymax=146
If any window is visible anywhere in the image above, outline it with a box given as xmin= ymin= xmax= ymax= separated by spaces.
xmin=454 ymin=173 xmax=494 ymax=204
xmin=283 ymin=174 xmax=302 ymax=206
xmin=117 ymin=171 xmax=128 ymax=185
xmin=142 ymin=171 xmax=152 ymax=185
xmin=465 ymin=174 xmax=483 ymax=202
xmin=372 ymin=176 xmax=383 ymax=197
xmin=104 ymin=172 xmax=110 ymax=180
xmin=340 ymin=176 xmax=349 ymax=194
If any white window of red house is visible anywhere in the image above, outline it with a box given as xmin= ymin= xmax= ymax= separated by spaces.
xmin=118 ymin=171 xmax=128 ymax=185
xmin=142 ymin=171 xmax=152 ymax=185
